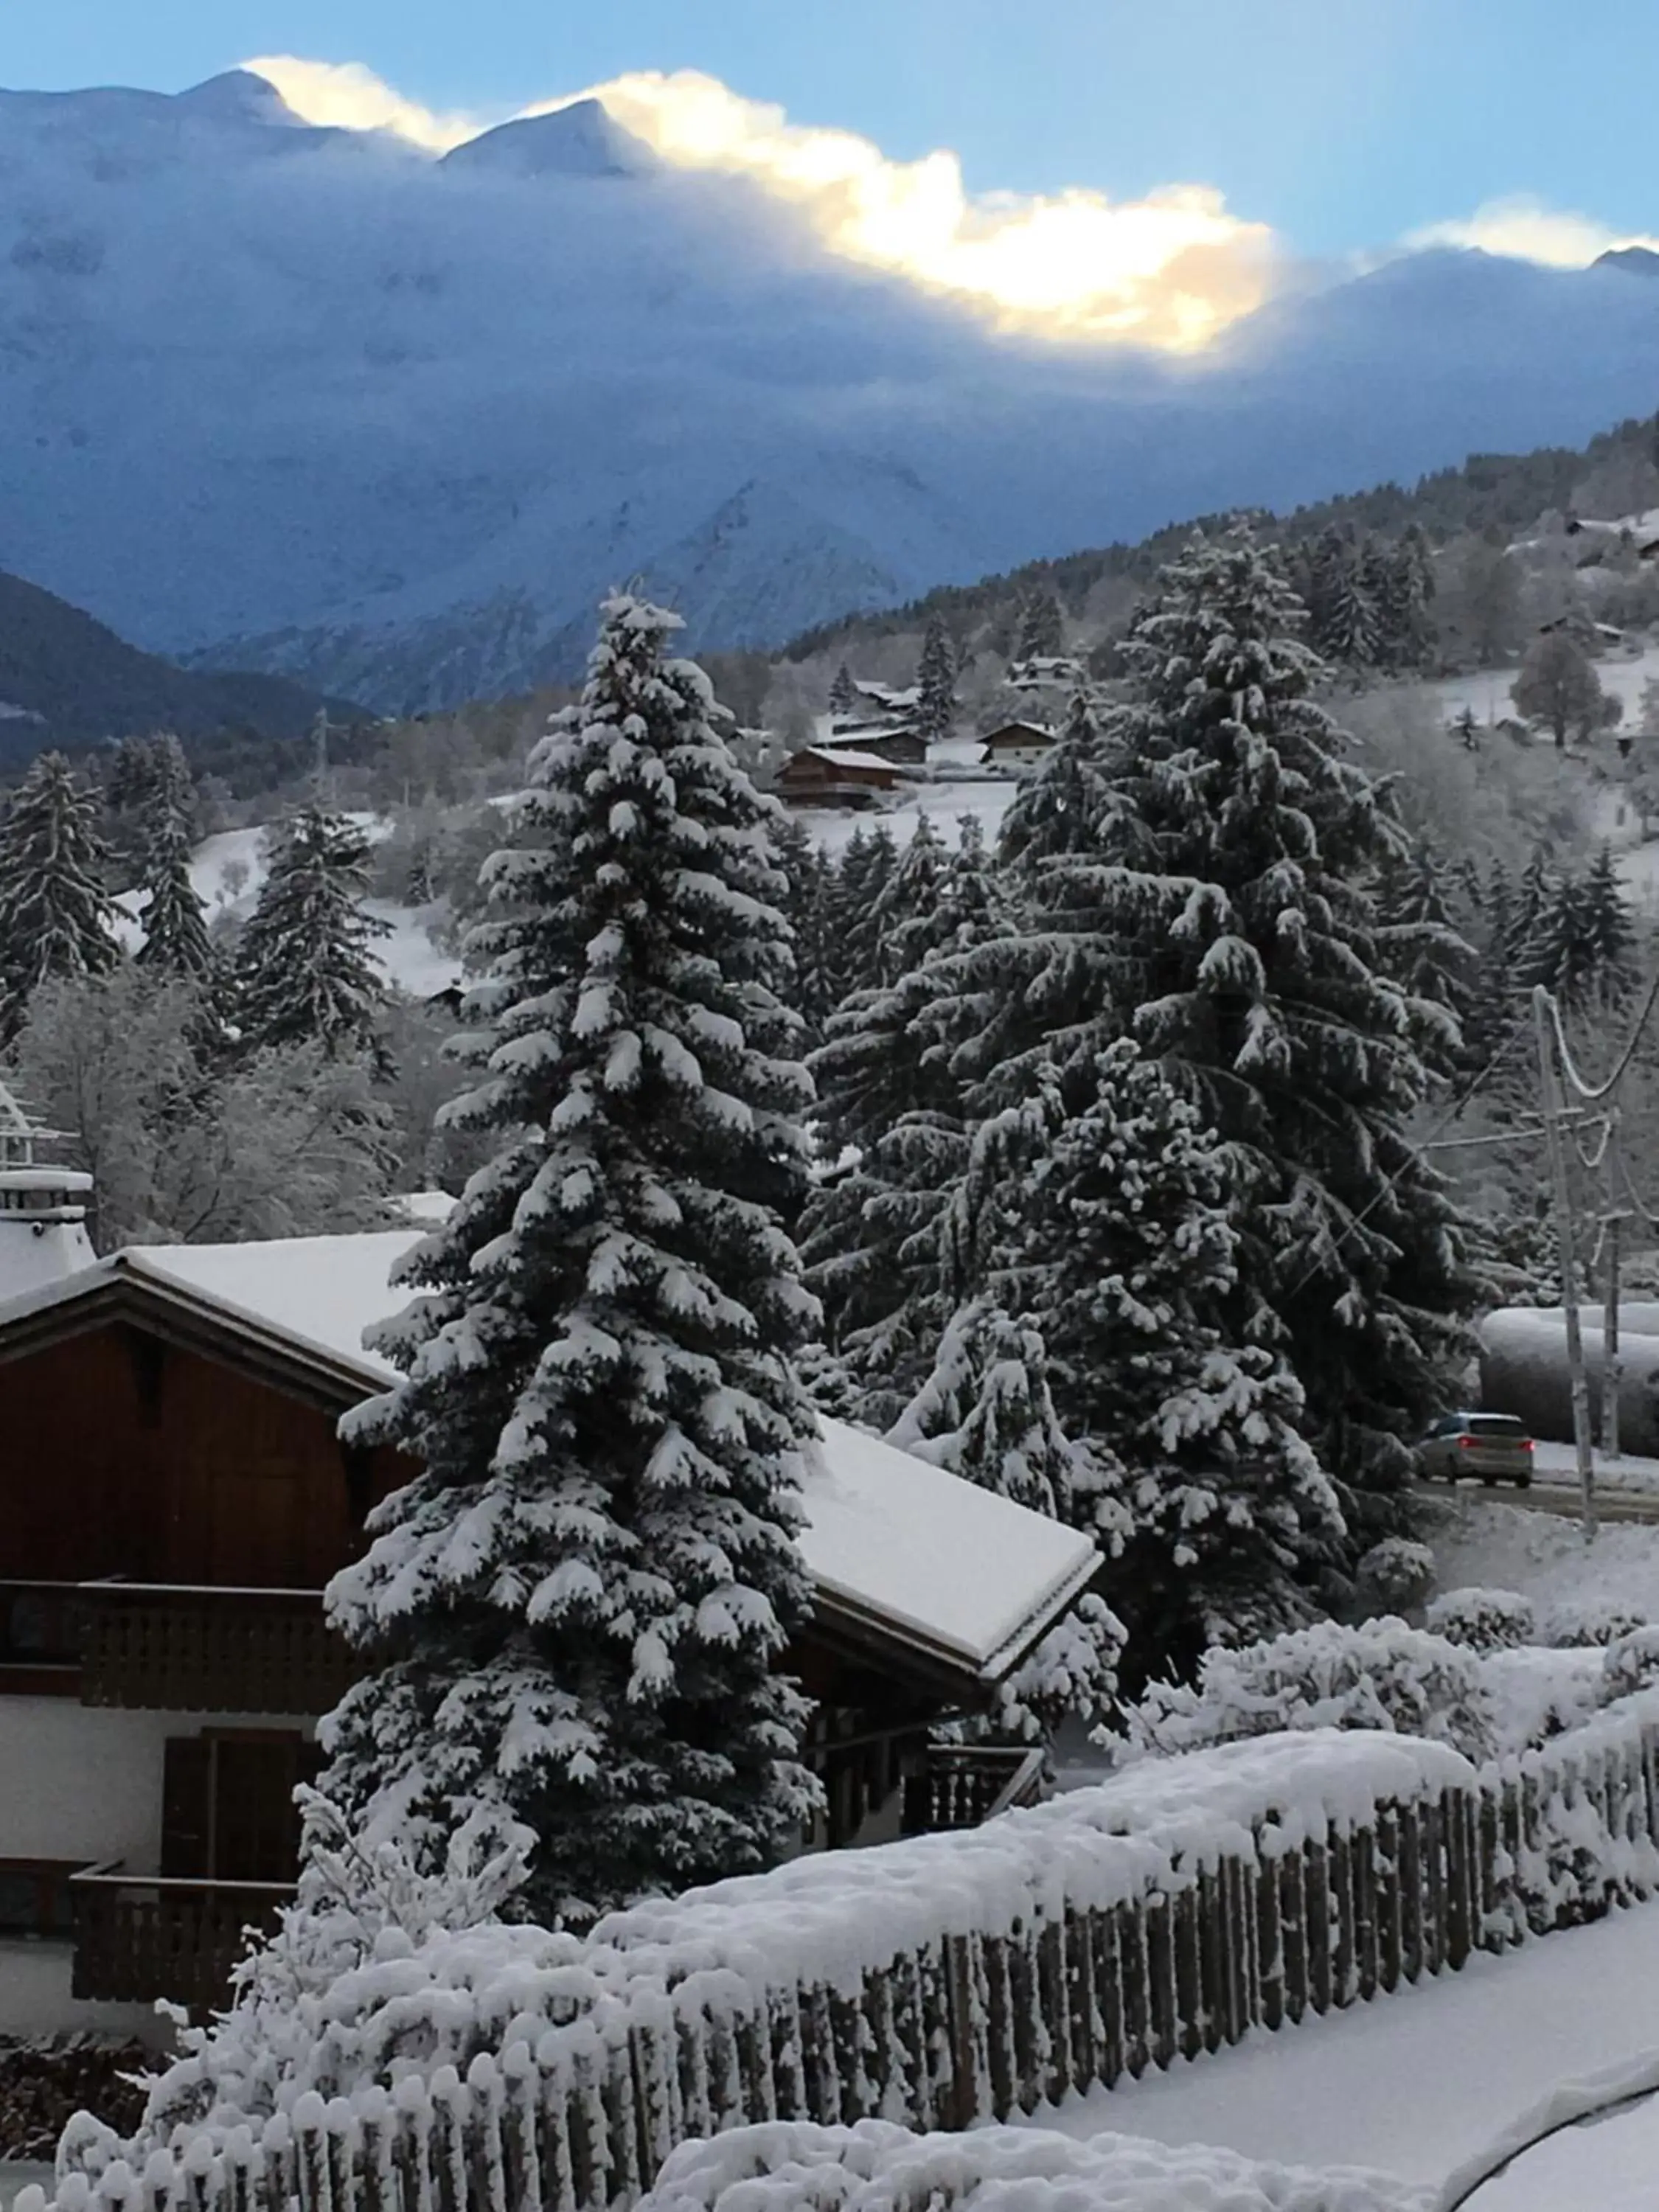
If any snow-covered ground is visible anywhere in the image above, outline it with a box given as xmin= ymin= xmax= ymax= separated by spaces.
xmin=794 ymin=776 xmax=1018 ymax=856
xmin=114 ymin=818 xmax=463 ymax=1001
xmin=1470 ymin=2089 xmax=1659 ymax=2211
xmin=1425 ymin=636 xmax=1659 ymax=735
xmin=1022 ymin=1895 xmax=1659 ymax=2191
xmin=1423 ymin=1489 xmax=1659 ymax=1618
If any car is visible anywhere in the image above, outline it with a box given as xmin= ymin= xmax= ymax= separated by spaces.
xmin=1417 ymin=1411 xmax=1534 ymax=1487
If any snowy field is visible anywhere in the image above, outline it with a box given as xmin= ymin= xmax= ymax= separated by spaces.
xmin=1423 ymin=635 xmax=1659 ymax=736
xmin=112 ymin=818 xmax=463 ymax=1001
xmin=1021 ymin=1894 xmax=1659 ymax=2191
xmin=1423 ymin=1489 xmax=1659 ymax=1620
xmin=793 ymin=774 xmax=1017 ymax=857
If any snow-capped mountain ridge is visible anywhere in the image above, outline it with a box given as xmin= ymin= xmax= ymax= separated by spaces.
xmin=5 ymin=72 xmax=1659 ymax=711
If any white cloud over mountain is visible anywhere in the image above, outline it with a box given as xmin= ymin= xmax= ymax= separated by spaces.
xmin=1405 ymin=195 xmax=1659 ymax=268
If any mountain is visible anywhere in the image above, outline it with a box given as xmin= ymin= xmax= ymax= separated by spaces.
xmin=0 ymin=565 xmax=343 ymax=768
xmin=1597 ymin=246 xmax=1659 ymax=278
xmin=4 ymin=72 xmax=1659 ymax=713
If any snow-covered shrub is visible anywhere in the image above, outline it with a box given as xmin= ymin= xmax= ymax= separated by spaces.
xmin=1425 ymin=1587 xmax=1536 ymax=1652
xmin=1540 ymin=1597 xmax=1649 ymax=1649
xmin=1112 ymin=1618 xmax=1498 ymax=1764
xmin=1352 ymin=1538 xmax=1436 ymax=1618
xmin=990 ymin=1595 xmax=1125 ymax=1744
xmin=1604 ymin=1624 xmax=1659 ymax=1698
xmin=103 ymin=1794 xmax=550 ymax=2154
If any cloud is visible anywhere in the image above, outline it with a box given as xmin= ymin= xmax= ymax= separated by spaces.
xmin=245 ymin=55 xmax=487 ymax=153
xmin=243 ymin=56 xmax=1276 ymax=350
xmin=1404 ymin=195 xmax=1659 ymax=268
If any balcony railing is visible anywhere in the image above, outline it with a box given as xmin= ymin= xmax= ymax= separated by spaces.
xmin=0 ymin=1582 xmax=360 ymax=1715
xmin=902 ymin=1743 xmax=1048 ymax=1835
xmin=70 ymin=1865 xmax=293 ymax=2014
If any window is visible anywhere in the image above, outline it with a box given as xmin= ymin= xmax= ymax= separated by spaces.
xmin=0 ymin=1585 xmax=83 ymax=1667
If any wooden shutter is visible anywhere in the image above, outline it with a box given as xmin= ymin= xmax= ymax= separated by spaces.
xmin=213 ymin=1735 xmax=307 ymax=1882
xmin=160 ymin=1736 xmax=212 ymax=1878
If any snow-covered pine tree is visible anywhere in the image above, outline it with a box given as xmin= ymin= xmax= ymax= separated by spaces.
xmin=322 ymin=595 xmax=821 ymax=1927
xmin=828 ymin=662 xmax=858 ymax=719
xmin=915 ymin=614 xmax=957 ymax=745
xmin=830 ymin=822 xmax=900 ymax=1000
xmin=1374 ymin=841 xmax=1476 ymax=1051
xmin=136 ymin=736 xmax=212 ymax=980
xmin=771 ymin=813 xmax=837 ymax=1048
xmin=233 ymin=806 xmax=391 ymax=1061
xmin=1324 ymin=538 xmax=1380 ymax=667
xmin=1576 ymin=844 xmax=1638 ymax=1000
xmin=887 ymin=1298 xmax=1081 ymax=1519
xmin=1015 ymin=587 xmax=1064 ymax=663
xmin=935 ymin=526 xmax=1473 ymax=1517
xmin=799 ymin=818 xmax=976 ymax=1415
xmin=0 ymin=751 xmax=121 ymax=1041
xmin=1001 ymin=1039 xmax=1344 ymax=1671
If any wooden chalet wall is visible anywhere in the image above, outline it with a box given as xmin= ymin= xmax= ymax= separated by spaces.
xmin=1 ymin=1326 xmax=410 ymax=1589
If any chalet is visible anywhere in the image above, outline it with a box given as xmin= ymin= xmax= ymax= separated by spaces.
xmin=824 ymin=725 xmax=929 ymax=766
xmin=979 ymin=720 xmax=1057 ymax=774
xmin=1007 ymin=655 xmax=1081 ymax=694
xmin=0 ymin=1124 xmax=1096 ymax=2035
xmin=776 ymin=746 xmax=908 ymax=807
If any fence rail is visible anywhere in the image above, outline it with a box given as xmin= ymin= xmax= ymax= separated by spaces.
xmin=32 ymin=1698 xmax=1659 ymax=2212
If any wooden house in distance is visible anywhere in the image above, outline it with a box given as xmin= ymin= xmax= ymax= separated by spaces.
xmin=0 ymin=1190 xmax=1096 ymax=2035
xmin=979 ymin=720 xmax=1056 ymax=774
xmin=776 ymin=745 xmax=908 ymax=807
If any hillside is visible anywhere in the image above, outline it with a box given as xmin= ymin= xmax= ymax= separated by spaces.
xmin=0 ymin=566 xmax=349 ymax=770
xmin=7 ymin=74 xmax=1659 ymax=712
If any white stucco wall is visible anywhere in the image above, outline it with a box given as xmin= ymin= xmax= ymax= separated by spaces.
xmin=0 ymin=1940 xmax=161 ymax=2043
xmin=0 ymin=1697 xmax=313 ymax=1866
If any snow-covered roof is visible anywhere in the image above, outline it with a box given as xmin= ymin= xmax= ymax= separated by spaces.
xmin=793 ymin=746 xmax=904 ymax=773
xmin=0 ymin=1228 xmax=1097 ymax=1683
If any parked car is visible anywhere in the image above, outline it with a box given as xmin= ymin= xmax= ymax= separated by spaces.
xmin=1417 ymin=1411 xmax=1534 ymax=1486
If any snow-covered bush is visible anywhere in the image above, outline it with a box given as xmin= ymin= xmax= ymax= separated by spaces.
xmin=1540 ymin=1597 xmax=1649 ymax=1649
xmin=1425 ymin=1587 xmax=1536 ymax=1652
xmin=1112 ymin=1619 xmax=1498 ymax=1764
xmin=1352 ymin=1537 xmax=1436 ymax=1618
xmin=1604 ymin=1624 xmax=1659 ymax=1698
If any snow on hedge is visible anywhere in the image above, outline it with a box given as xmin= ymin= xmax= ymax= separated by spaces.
xmin=638 ymin=2118 xmax=1429 ymax=2212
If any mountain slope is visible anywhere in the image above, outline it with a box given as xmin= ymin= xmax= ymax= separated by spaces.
xmin=6 ymin=72 xmax=1659 ymax=712
xmin=0 ymin=566 xmax=342 ymax=767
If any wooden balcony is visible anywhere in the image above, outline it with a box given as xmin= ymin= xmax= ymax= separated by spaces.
xmin=902 ymin=1743 xmax=1047 ymax=1834
xmin=71 ymin=1865 xmax=293 ymax=2014
xmin=77 ymin=1585 xmax=359 ymax=1715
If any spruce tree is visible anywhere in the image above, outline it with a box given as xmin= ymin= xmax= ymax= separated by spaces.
xmin=136 ymin=737 xmax=212 ymax=980
xmin=323 ymin=596 xmax=821 ymax=1925
xmin=1374 ymin=842 xmax=1475 ymax=1050
xmin=828 ymin=662 xmax=858 ymax=719
xmin=0 ymin=751 xmax=121 ymax=1041
xmin=234 ymin=806 xmax=391 ymax=1060
xmin=887 ymin=1298 xmax=1080 ymax=1519
xmin=1014 ymin=588 xmax=1064 ymax=663
xmin=915 ymin=615 xmax=957 ymax=745
xmin=937 ymin=527 xmax=1474 ymax=1512
xmin=1006 ymin=1041 xmax=1343 ymax=1667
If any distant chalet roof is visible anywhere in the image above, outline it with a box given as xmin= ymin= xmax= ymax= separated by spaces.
xmin=796 ymin=745 xmax=905 ymax=772
xmin=0 ymin=1230 xmax=1096 ymax=1688
xmin=981 ymin=720 xmax=1054 ymax=746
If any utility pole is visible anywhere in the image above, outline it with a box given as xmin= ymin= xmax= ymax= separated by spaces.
xmin=1533 ymin=986 xmax=1596 ymax=1540
xmin=1602 ymin=1109 xmax=1627 ymax=1464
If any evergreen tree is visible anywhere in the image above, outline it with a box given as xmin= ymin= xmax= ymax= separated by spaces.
xmin=0 ymin=751 xmax=121 ymax=1041
xmin=887 ymin=1298 xmax=1081 ymax=1519
xmin=834 ymin=823 xmax=900 ymax=998
xmin=233 ymin=806 xmax=391 ymax=1061
xmin=1324 ymin=538 xmax=1380 ymax=667
xmin=828 ymin=662 xmax=858 ymax=718
xmin=135 ymin=736 xmax=212 ymax=980
xmin=1522 ymin=849 xmax=1636 ymax=1010
xmin=772 ymin=813 xmax=836 ymax=1049
xmin=1374 ymin=842 xmax=1476 ymax=1047
xmin=982 ymin=1040 xmax=1343 ymax=1668
xmin=1014 ymin=588 xmax=1064 ymax=663
xmin=914 ymin=614 xmax=957 ymax=745
xmin=324 ymin=596 xmax=821 ymax=1926
xmin=1452 ymin=705 xmax=1480 ymax=751
xmin=1577 ymin=844 xmax=1638 ymax=992
xmin=939 ymin=527 xmax=1475 ymax=1513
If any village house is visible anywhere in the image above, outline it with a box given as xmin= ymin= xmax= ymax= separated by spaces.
xmin=776 ymin=745 xmax=908 ymax=807
xmin=979 ymin=719 xmax=1057 ymax=774
xmin=0 ymin=1093 xmax=1096 ymax=2035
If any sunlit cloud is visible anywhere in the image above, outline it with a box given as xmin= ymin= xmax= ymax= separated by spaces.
xmin=243 ymin=56 xmax=1276 ymax=351
xmin=1404 ymin=195 xmax=1659 ymax=268
xmin=245 ymin=55 xmax=487 ymax=154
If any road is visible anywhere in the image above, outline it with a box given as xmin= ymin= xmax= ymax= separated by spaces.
xmin=1411 ymin=1480 xmax=1659 ymax=1524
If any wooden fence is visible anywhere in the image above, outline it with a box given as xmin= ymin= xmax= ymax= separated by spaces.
xmin=29 ymin=1703 xmax=1659 ymax=2212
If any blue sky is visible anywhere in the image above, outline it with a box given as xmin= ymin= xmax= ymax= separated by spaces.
xmin=9 ymin=0 xmax=1655 ymax=258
